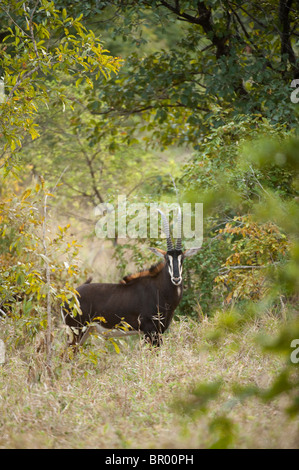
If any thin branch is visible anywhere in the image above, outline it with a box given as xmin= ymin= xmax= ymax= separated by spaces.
xmin=249 ymin=165 xmax=271 ymax=197
xmin=41 ymin=167 xmax=68 ymax=375
xmin=221 ymin=265 xmax=274 ymax=270
xmin=0 ymin=5 xmax=30 ymax=38
xmin=61 ymin=178 xmax=98 ymax=206
xmin=219 ymin=263 xmax=279 ymax=274
xmin=158 ymin=0 xmax=230 ymax=58
xmin=75 ymin=133 xmax=104 ymax=204
xmin=230 ymin=2 xmax=271 ymax=31
xmin=41 ymin=186 xmax=52 ymax=374
xmin=228 ymin=2 xmax=276 ymax=72
xmin=126 ymin=175 xmax=161 ymax=197
xmin=91 ymin=101 xmax=210 ymax=117
xmin=26 ymin=1 xmax=40 ymax=60
xmin=7 ymin=66 xmax=40 ymax=99
xmin=0 ymin=153 xmax=13 ymax=170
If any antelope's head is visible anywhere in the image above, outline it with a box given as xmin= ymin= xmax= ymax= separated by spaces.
xmin=150 ymin=207 xmax=201 ymax=286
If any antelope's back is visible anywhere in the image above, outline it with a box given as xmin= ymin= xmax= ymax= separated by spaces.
xmin=74 ymin=281 xmax=154 ymax=329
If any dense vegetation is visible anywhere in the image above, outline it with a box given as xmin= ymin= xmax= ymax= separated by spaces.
xmin=0 ymin=0 xmax=298 ymax=448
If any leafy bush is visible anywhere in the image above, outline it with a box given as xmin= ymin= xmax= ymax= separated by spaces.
xmin=215 ymin=216 xmax=288 ymax=304
xmin=0 ymin=174 xmax=81 ymax=349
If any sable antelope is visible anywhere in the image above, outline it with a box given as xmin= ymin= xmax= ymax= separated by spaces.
xmin=62 ymin=208 xmax=200 ymax=347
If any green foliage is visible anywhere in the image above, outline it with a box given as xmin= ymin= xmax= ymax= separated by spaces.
xmin=0 ymin=174 xmax=82 ymax=343
xmin=181 ymin=116 xmax=296 ymax=200
xmin=16 ymin=75 xmax=175 ymax=212
xmin=177 ymin=236 xmax=229 ymax=316
xmin=0 ymin=0 xmax=122 ymax=161
xmin=177 ymin=117 xmax=297 ymax=316
xmin=215 ymin=216 xmax=288 ymax=303
xmin=71 ymin=1 xmax=299 ymax=149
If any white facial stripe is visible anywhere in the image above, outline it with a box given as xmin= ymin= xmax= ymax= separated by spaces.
xmin=168 ymin=254 xmax=183 ymax=285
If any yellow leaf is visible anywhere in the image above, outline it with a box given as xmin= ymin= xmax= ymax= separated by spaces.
xmin=21 ymin=189 xmax=31 ymax=201
xmin=109 ymin=338 xmax=120 ymax=354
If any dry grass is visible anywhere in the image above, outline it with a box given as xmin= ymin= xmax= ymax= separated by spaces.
xmin=0 ymin=313 xmax=298 ymax=449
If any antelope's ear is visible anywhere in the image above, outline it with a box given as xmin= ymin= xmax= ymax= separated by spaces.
xmin=183 ymin=247 xmax=201 ymax=258
xmin=149 ymin=247 xmax=166 ymax=258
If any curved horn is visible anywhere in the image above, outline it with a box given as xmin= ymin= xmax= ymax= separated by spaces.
xmin=158 ymin=209 xmax=174 ymax=252
xmin=175 ymin=205 xmax=182 ymax=251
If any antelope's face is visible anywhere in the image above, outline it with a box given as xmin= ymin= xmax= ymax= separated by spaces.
xmin=166 ymin=250 xmax=184 ymax=286
xmin=149 ymin=206 xmax=201 ymax=287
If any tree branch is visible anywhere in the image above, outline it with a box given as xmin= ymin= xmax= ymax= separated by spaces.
xmin=75 ymin=133 xmax=104 ymax=204
xmin=8 ymin=66 xmax=40 ymax=99
xmin=157 ymin=0 xmax=230 ymax=58
xmin=279 ymin=0 xmax=297 ymax=73
xmin=219 ymin=263 xmax=279 ymax=274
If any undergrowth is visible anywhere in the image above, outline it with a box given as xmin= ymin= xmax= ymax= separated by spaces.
xmin=0 ymin=309 xmax=298 ymax=449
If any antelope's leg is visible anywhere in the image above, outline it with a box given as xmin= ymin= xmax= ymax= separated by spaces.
xmin=95 ymin=323 xmax=139 ymax=338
